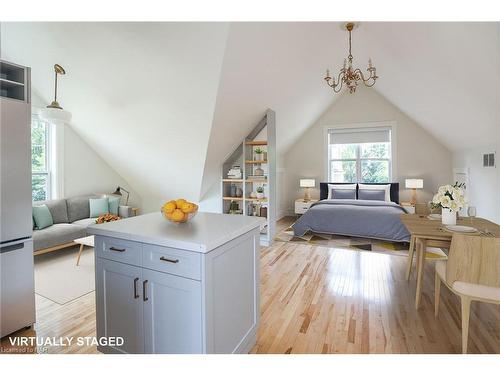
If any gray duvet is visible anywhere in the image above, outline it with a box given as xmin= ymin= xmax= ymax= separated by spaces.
xmin=292 ymin=199 xmax=410 ymax=242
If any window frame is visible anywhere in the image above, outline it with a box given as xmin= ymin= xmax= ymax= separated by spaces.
xmin=31 ymin=114 xmax=52 ymax=201
xmin=324 ymin=123 xmax=396 ymax=184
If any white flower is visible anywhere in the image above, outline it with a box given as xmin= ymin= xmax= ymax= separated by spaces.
xmin=440 ymin=195 xmax=451 ymax=208
xmin=438 ymin=185 xmax=449 ymax=194
xmin=450 ymin=200 xmax=459 ymax=212
xmin=432 ymin=194 xmax=441 ymax=204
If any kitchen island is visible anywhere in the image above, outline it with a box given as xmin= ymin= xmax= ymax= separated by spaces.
xmin=87 ymin=212 xmax=264 ymax=354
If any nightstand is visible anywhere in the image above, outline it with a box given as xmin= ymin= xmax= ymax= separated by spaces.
xmin=400 ymin=202 xmax=415 ymax=214
xmin=295 ymin=199 xmax=319 ymax=215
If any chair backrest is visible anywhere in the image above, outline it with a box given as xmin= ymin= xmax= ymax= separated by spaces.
xmin=446 ymin=233 xmax=500 ymax=288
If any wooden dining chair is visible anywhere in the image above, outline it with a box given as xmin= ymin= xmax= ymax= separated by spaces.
xmin=434 ymin=233 xmax=500 ymax=353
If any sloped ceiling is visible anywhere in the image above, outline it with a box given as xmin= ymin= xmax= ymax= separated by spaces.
xmin=200 ymin=22 xmax=500 ymax=197
xmin=2 ymin=22 xmax=499 ymax=208
xmin=1 ymin=22 xmax=229 ymax=211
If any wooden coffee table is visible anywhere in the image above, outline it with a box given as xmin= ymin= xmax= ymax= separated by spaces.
xmin=74 ymin=235 xmax=95 ymax=266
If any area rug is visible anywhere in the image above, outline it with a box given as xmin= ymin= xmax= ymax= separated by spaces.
xmin=34 ymin=245 xmax=95 ymax=305
xmin=275 ymin=225 xmax=447 ymax=259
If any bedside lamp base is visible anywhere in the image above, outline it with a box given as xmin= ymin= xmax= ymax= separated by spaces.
xmin=303 ymin=187 xmax=311 ymax=202
xmin=410 ymin=188 xmax=417 ymax=206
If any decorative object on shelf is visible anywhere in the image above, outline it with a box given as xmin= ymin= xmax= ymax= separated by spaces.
xmin=249 ymin=191 xmax=257 ymax=198
xmin=324 ymin=22 xmax=378 ymax=94
xmin=40 ymin=64 xmax=72 ymax=123
xmin=254 ymin=147 xmax=264 ymax=161
xmin=405 ymin=178 xmax=423 ymax=205
xmin=263 ymin=151 xmax=268 ymax=161
xmin=228 ymin=200 xmax=241 ymax=214
xmin=260 ymin=206 xmax=268 ymax=217
xmin=247 ymin=175 xmax=266 ymax=181
xmin=431 ymin=182 xmax=467 ymax=226
xmin=230 ymin=184 xmax=237 ymax=197
xmin=236 ymin=187 xmax=243 ymax=198
xmin=112 ymin=186 xmax=130 ymax=205
xmin=256 ymin=186 xmax=265 ymax=199
xmin=227 ymin=165 xmax=242 ymax=179
xmin=254 ymin=166 xmax=265 ymax=176
xmin=300 ymin=179 xmax=315 ymax=201
xmin=161 ymin=198 xmax=198 ymax=223
xmin=95 ymin=214 xmax=121 ymax=224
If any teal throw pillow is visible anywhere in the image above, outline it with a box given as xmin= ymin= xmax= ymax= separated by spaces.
xmin=33 ymin=205 xmax=54 ymax=230
xmin=89 ymin=198 xmax=110 ymax=218
xmin=108 ymin=195 xmax=120 ymax=216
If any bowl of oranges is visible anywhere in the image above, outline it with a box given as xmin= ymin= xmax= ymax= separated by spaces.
xmin=161 ymin=199 xmax=198 ymax=223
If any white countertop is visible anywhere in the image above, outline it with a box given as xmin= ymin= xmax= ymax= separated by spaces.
xmin=87 ymin=212 xmax=265 ymax=253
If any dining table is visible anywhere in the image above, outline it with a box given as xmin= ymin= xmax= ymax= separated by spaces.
xmin=400 ymin=214 xmax=500 ymax=309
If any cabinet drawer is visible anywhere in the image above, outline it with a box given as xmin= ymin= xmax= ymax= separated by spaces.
xmin=95 ymin=236 xmax=142 ymax=266
xmin=142 ymin=244 xmax=201 ymax=280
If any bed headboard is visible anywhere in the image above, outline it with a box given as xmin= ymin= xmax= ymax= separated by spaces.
xmin=319 ymin=182 xmax=400 ymax=204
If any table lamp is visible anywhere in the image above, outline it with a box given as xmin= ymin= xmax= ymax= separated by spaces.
xmin=299 ymin=179 xmax=315 ymax=202
xmin=112 ymin=186 xmax=130 ymax=205
xmin=405 ymin=179 xmax=423 ymax=205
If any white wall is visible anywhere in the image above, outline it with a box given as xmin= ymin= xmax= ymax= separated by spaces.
xmin=283 ymin=87 xmax=453 ymax=214
xmin=61 ymin=125 xmax=141 ymax=208
xmin=32 ymin=93 xmax=141 ymax=208
xmin=452 ymin=146 xmax=499 ymax=223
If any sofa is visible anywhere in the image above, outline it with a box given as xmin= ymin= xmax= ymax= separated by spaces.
xmin=33 ymin=194 xmax=107 ymax=254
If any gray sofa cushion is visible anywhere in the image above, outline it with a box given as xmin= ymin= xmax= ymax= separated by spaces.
xmin=72 ymin=218 xmax=96 ymax=228
xmin=33 ymin=224 xmax=87 ymax=251
xmin=33 ymin=199 xmax=69 ymax=224
xmin=66 ymin=195 xmax=99 ymax=223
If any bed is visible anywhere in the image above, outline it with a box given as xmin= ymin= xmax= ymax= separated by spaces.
xmin=292 ymin=182 xmax=411 ymax=242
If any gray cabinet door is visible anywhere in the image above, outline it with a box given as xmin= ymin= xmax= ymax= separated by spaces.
xmin=0 ymin=99 xmax=31 ymax=242
xmin=96 ymin=258 xmax=144 ymax=354
xmin=143 ymin=268 xmax=202 ymax=353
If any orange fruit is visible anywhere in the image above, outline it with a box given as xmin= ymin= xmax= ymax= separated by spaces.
xmin=163 ymin=211 xmax=174 ymax=220
xmin=180 ymin=202 xmax=196 ymax=214
xmin=171 ymin=209 xmax=186 ymax=222
xmin=162 ymin=201 xmax=176 ymax=214
xmin=176 ymin=198 xmax=187 ymax=207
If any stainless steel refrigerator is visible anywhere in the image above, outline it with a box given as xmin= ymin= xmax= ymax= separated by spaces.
xmin=0 ymin=60 xmax=35 ymax=338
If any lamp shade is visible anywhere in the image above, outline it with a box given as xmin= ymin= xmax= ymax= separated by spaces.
xmin=300 ymin=179 xmax=315 ymax=188
xmin=40 ymin=107 xmax=72 ymax=124
xmin=405 ymin=179 xmax=423 ymax=189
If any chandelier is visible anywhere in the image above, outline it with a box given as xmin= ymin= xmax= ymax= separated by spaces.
xmin=324 ymin=23 xmax=378 ymax=94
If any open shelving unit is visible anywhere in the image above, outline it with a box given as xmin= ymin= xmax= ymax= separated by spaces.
xmin=0 ymin=60 xmax=30 ymax=102
xmin=221 ymin=109 xmax=276 ymax=245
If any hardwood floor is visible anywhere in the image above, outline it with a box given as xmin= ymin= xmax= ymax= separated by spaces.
xmin=2 ymin=217 xmax=499 ymax=354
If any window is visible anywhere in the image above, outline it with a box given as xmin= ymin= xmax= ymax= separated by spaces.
xmin=31 ymin=115 xmax=51 ymax=201
xmin=327 ymin=128 xmax=392 ymax=183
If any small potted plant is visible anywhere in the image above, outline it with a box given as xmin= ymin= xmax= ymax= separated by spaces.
xmin=431 ymin=182 xmax=466 ymax=225
xmin=254 ymin=147 xmax=264 ymax=161
xmin=256 ymin=186 xmax=265 ymax=199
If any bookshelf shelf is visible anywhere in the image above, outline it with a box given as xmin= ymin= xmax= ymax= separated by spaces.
xmin=221 ymin=109 xmax=276 ymax=245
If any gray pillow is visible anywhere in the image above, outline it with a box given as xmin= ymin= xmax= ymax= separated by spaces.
xmin=358 ymin=189 xmax=386 ymax=201
xmin=330 ymin=188 xmax=356 ymax=199
xmin=34 ymin=199 xmax=69 ymax=224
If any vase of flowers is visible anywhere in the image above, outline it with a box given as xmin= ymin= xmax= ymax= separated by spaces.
xmin=431 ymin=182 xmax=466 ymax=226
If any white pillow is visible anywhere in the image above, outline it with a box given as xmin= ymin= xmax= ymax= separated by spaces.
xmin=327 ymin=183 xmax=357 ymax=199
xmin=358 ymin=184 xmax=391 ymax=202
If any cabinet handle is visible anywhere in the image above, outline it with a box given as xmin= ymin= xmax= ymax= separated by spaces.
xmin=109 ymin=246 xmax=126 ymax=252
xmin=159 ymin=256 xmax=179 ymax=264
xmin=143 ymin=280 xmax=148 ymax=302
xmin=133 ymin=277 xmax=139 ymax=299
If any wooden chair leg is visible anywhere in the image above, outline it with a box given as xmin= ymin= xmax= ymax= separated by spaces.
xmin=76 ymin=244 xmax=84 ymax=266
xmin=461 ymin=296 xmax=471 ymax=354
xmin=434 ymin=270 xmax=441 ymax=317
xmin=406 ymin=236 xmax=415 ymax=281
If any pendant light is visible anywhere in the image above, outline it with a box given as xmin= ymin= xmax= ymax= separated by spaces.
xmin=40 ymin=64 xmax=72 ymax=123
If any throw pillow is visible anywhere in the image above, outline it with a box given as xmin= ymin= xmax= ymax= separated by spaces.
xmin=358 ymin=189 xmax=386 ymax=201
xmin=89 ymin=198 xmax=110 ymax=218
xmin=330 ymin=188 xmax=356 ymax=199
xmin=32 ymin=204 xmax=54 ymax=230
xmin=107 ymin=196 xmax=121 ymax=216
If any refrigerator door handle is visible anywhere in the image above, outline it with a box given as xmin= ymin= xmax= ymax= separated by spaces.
xmin=0 ymin=241 xmax=26 ymax=254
